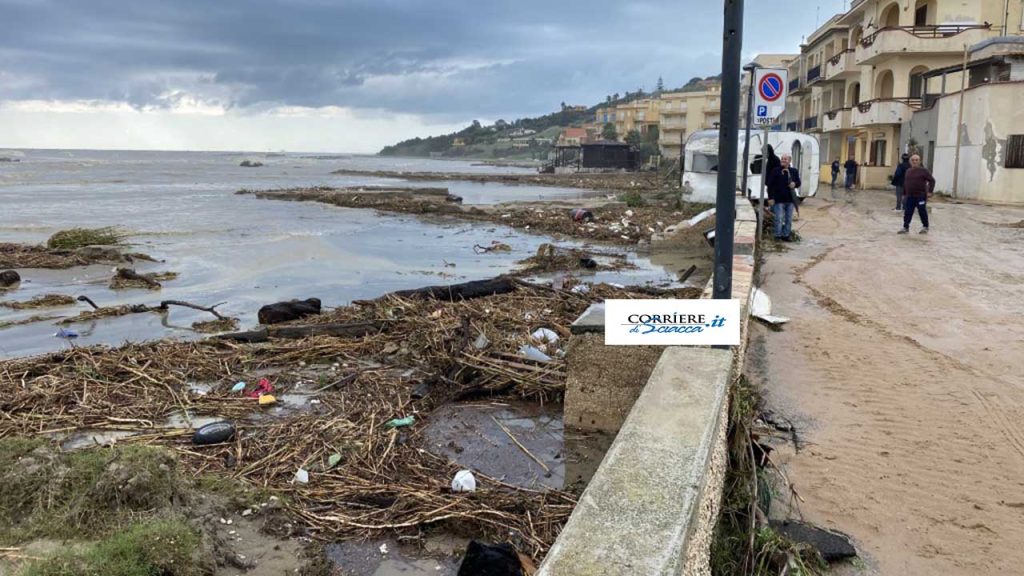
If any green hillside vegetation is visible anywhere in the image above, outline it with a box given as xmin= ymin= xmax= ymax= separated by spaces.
xmin=379 ymin=74 xmax=721 ymax=159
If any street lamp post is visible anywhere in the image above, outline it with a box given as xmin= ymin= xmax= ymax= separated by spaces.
xmin=712 ymin=0 xmax=744 ymax=300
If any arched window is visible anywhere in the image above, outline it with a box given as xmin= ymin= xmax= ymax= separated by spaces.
xmin=880 ymin=2 xmax=901 ymax=27
xmin=875 ymin=70 xmax=895 ymax=99
xmin=848 ymin=82 xmax=861 ymax=106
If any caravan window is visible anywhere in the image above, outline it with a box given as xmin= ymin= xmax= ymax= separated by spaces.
xmin=691 ymin=152 xmax=719 ymax=173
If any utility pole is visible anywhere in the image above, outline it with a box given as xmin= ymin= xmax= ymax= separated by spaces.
xmin=952 ymin=44 xmax=968 ymax=198
xmin=713 ymin=0 xmax=744 ymax=300
xmin=740 ymin=64 xmax=758 ymax=201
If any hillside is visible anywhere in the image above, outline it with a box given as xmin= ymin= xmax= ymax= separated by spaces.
xmin=379 ymin=75 xmax=721 ymax=159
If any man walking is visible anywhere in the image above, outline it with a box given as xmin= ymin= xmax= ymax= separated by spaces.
xmin=898 ymin=154 xmax=935 ymax=234
xmin=891 ymin=153 xmax=910 ymax=211
xmin=767 ymin=153 xmax=801 ymax=241
xmin=831 ymin=157 xmax=840 ymax=189
xmin=844 ymin=155 xmax=858 ymax=190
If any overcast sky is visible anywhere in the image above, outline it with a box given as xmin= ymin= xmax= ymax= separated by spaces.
xmin=0 ymin=0 xmax=839 ymax=152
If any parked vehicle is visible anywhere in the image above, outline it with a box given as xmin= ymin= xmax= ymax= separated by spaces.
xmin=681 ymin=129 xmax=820 ymax=203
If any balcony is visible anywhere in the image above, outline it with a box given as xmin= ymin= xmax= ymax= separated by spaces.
xmin=851 ymin=98 xmax=920 ymax=127
xmin=823 ymin=108 xmax=852 ymax=132
xmin=806 ymin=65 xmax=822 ymax=85
xmin=824 ymin=49 xmax=856 ymax=80
xmin=856 ymin=24 xmax=993 ymax=65
xmin=803 ymin=116 xmax=819 ymax=131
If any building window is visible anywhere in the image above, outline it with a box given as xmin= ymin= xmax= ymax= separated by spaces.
xmin=1006 ymin=135 xmax=1024 ymax=169
xmin=870 ymin=139 xmax=888 ymax=166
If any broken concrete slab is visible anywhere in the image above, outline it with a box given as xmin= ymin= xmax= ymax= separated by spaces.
xmin=569 ymin=303 xmax=605 ymax=335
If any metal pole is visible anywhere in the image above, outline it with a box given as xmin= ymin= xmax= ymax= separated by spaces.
xmin=952 ymin=44 xmax=967 ymax=198
xmin=713 ymin=0 xmax=743 ymax=300
xmin=740 ymin=66 xmax=756 ymax=205
xmin=759 ymin=127 xmax=768 ymax=237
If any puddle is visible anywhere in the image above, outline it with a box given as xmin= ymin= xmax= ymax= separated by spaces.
xmin=423 ymin=402 xmax=565 ymax=490
xmin=60 ymin=411 xmax=228 ymax=450
xmin=162 ymin=412 xmax=227 ymax=429
xmin=423 ymin=401 xmax=615 ymax=492
xmin=60 ymin=429 xmax=141 ymax=450
xmin=326 ymin=535 xmax=465 ymax=576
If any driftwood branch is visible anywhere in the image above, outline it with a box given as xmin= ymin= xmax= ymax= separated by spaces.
xmin=217 ymin=321 xmax=382 ymax=343
xmin=76 ymin=295 xmax=99 ymax=310
xmin=678 ymin=265 xmax=698 ymax=283
xmin=388 ymin=276 xmax=517 ymax=302
xmin=158 ymin=300 xmax=227 ymax=320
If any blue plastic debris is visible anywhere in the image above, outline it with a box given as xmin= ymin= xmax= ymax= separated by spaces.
xmin=231 ymin=381 xmax=247 ymax=393
xmin=54 ymin=328 xmax=79 ymax=339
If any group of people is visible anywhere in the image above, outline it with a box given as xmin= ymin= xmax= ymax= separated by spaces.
xmin=765 ymin=149 xmax=936 ymax=241
xmin=830 ymin=156 xmax=860 ymax=190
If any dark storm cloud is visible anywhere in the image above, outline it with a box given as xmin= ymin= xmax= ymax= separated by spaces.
xmin=0 ymin=0 xmax=821 ymax=119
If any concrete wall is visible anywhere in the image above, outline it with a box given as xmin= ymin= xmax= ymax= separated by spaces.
xmin=931 ymin=81 xmax=1024 ymax=203
xmin=540 ymin=198 xmax=758 ymax=576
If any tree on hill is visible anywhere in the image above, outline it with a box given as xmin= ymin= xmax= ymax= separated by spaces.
xmin=656 ymin=76 xmax=664 ymax=93
xmin=601 ymin=122 xmax=618 ymax=141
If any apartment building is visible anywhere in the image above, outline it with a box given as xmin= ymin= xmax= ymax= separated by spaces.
xmin=612 ymin=98 xmax=662 ymax=139
xmin=771 ymin=0 xmax=1024 ymax=196
xmin=658 ymin=86 xmax=722 ymax=161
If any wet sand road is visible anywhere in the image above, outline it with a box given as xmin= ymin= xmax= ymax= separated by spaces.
xmin=747 ymin=189 xmax=1024 ymax=575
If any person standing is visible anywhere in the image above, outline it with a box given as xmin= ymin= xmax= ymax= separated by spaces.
xmin=831 ymin=157 xmax=840 ymax=189
xmin=891 ymin=154 xmax=910 ymax=211
xmin=898 ymin=154 xmax=935 ymax=234
xmin=844 ymin=155 xmax=858 ymax=190
xmin=767 ymin=153 xmax=801 ymax=241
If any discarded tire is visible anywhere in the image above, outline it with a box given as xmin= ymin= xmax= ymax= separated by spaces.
xmin=192 ymin=421 xmax=236 ymax=445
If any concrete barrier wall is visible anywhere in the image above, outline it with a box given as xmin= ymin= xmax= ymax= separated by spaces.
xmin=539 ymin=197 xmax=757 ymax=576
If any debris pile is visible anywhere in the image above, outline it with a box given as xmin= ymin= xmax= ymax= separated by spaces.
xmin=46 ymin=227 xmax=126 ymax=250
xmin=246 ymin=187 xmax=712 ymax=246
xmin=0 ymin=294 xmax=76 ymax=310
xmin=0 ymin=279 xmax=699 ymax=560
xmin=0 ymin=242 xmax=152 ymax=270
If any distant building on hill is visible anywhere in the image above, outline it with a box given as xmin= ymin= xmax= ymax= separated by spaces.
xmin=558 ymin=127 xmax=589 ymax=147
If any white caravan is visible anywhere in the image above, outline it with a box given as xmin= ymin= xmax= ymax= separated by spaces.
xmin=681 ymin=129 xmax=820 ymax=203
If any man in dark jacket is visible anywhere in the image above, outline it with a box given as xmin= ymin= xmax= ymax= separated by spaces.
xmin=891 ymin=154 xmax=910 ymax=210
xmin=767 ymin=153 xmax=801 ymax=241
xmin=831 ymin=157 xmax=840 ymax=189
xmin=844 ymin=156 xmax=858 ymax=190
xmin=898 ymin=154 xmax=935 ymax=234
